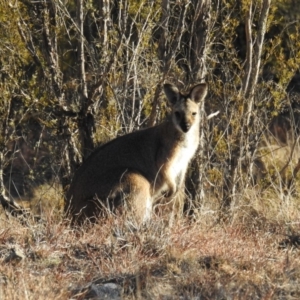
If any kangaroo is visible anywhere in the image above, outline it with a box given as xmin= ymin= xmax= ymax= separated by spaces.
xmin=66 ymin=82 xmax=208 ymax=223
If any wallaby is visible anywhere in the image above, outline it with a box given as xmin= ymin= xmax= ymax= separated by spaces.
xmin=66 ymin=82 xmax=208 ymax=223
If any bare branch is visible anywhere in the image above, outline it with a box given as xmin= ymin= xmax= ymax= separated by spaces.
xmin=248 ymin=0 xmax=272 ymax=98
xmin=242 ymin=1 xmax=253 ymax=96
xmin=77 ymin=0 xmax=88 ymax=102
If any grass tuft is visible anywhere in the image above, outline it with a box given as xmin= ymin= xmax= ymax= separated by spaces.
xmin=0 ymin=198 xmax=300 ymax=299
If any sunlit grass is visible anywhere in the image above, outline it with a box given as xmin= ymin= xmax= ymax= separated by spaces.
xmin=1 ymin=137 xmax=300 ymax=299
xmin=1 ymin=188 xmax=300 ymax=299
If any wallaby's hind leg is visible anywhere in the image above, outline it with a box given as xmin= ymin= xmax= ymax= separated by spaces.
xmin=119 ymin=172 xmax=152 ymax=223
xmin=69 ymin=171 xmax=152 ymax=224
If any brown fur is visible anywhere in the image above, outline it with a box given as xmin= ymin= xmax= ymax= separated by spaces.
xmin=66 ymin=83 xmax=208 ymax=223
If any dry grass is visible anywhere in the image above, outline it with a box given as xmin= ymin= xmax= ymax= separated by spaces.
xmin=1 ymin=139 xmax=300 ymax=299
xmin=0 ymin=192 xmax=300 ymax=300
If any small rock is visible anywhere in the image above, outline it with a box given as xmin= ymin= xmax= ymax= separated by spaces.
xmin=3 ymin=248 xmax=25 ymax=265
xmin=83 ymin=282 xmax=122 ymax=300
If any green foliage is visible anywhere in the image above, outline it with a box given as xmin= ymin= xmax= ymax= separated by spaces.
xmin=0 ymin=0 xmax=300 ymax=214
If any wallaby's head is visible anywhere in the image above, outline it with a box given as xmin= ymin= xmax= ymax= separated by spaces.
xmin=164 ymin=83 xmax=208 ymax=133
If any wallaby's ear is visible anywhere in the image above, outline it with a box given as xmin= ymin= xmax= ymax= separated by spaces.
xmin=163 ymin=83 xmax=180 ymax=105
xmin=190 ymin=83 xmax=208 ymax=103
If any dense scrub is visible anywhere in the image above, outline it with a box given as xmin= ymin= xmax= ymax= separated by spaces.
xmin=0 ymin=0 xmax=300 ymax=211
xmin=0 ymin=1 xmax=300 ymax=298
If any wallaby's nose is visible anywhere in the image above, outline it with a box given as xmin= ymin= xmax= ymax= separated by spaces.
xmin=175 ymin=111 xmax=192 ymax=133
xmin=180 ymin=119 xmax=191 ymax=133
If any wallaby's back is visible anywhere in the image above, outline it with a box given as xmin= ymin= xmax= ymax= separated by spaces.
xmin=66 ymin=82 xmax=208 ymax=223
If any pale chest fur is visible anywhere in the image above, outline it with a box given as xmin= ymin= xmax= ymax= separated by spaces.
xmin=167 ymin=128 xmax=199 ymax=186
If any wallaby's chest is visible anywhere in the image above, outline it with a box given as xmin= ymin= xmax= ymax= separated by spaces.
xmin=166 ymin=133 xmax=199 ymax=182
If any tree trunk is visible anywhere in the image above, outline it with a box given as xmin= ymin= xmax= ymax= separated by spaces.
xmin=185 ymin=0 xmax=211 ymax=206
xmin=76 ymin=0 xmax=95 ymax=159
xmin=223 ymin=0 xmax=272 ymax=210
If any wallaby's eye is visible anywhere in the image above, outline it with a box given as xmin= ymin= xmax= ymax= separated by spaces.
xmin=175 ymin=111 xmax=181 ymax=119
xmin=192 ymin=112 xmax=197 ymax=116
